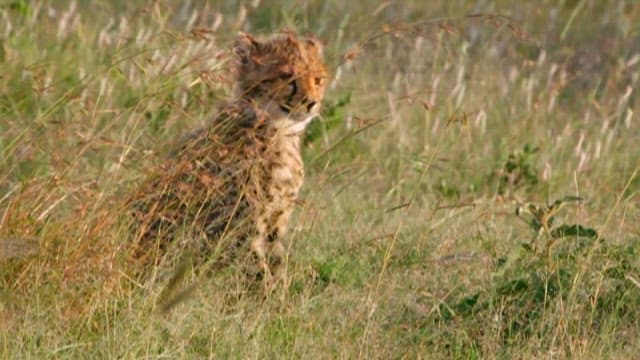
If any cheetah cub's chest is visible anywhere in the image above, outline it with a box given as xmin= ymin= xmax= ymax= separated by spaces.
xmin=250 ymin=115 xmax=309 ymax=277
xmin=260 ymin=123 xmax=305 ymax=233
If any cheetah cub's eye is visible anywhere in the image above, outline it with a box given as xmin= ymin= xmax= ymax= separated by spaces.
xmin=279 ymin=72 xmax=294 ymax=80
xmin=314 ymin=77 xmax=324 ymax=86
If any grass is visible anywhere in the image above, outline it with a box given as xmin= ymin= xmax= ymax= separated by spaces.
xmin=1 ymin=0 xmax=639 ymax=358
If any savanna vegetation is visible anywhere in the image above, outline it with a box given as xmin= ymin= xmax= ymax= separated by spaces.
xmin=1 ymin=0 xmax=639 ymax=358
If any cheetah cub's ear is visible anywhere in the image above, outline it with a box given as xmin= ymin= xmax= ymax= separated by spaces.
xmin=233 ymin=33 xmax=261 ymax=65
xmin=305 ymin=37 xmax=324 ymax=56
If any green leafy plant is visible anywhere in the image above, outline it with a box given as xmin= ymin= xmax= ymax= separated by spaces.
xmin=515 ymin=196 xmax=592 ymax=260
xmin=437 ymin=196 xmax=611 ymax=346
xmin=497 ymin=144 xmax=540 ymax=195
xmin=304 ymin=93 xmax=351 ymax=146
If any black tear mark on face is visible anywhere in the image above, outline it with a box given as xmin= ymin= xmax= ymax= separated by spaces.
xmin=279 ymin=77 xmax=298 ymax=114
xmin=261 ymin=72 xmax=298 ymax=114
xmin=286 ymin=79 xmax=298 ymax=103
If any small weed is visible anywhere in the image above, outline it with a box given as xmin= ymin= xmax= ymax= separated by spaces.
xmin=496 ymin=144 xmax=540 ymax=195
xmin=435 ymin=196 xmax=639 ymax=353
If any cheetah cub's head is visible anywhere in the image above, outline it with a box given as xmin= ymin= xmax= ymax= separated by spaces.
xmin=234 ymin=31 xmax=328 ymax=134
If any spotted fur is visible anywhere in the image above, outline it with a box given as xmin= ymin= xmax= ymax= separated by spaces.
xmin=129 ymin=31 xmax=328 ymax=282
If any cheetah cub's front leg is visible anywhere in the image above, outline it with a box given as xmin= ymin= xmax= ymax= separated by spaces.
xmin=250 ymin=218 xmax=288 ymax=288
xmin=251 ymin=153 xmax=302 ymax=288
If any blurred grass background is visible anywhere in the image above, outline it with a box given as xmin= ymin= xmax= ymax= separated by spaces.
xmin=1 ymin=0 xmax=639 ymax=358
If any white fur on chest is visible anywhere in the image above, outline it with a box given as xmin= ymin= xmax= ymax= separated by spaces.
xmin=261 ymin=103 xmax=315 ymax=199
xmin=269 ymin=127 xmax=304 ymax=191
xmin=284 ymin=114 xmax=316 ymax=134
xmin=264 ymin=100 xmax=318 ymax=135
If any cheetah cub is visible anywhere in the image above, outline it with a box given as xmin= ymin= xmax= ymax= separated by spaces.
xmin=129 ymin=31 xmax=328 ymax=284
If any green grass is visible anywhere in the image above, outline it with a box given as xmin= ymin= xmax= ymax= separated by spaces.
xmin=1 ymin=0 xmax=640 ymax=358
